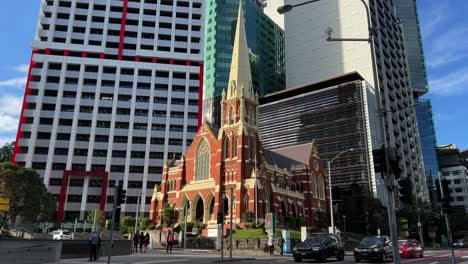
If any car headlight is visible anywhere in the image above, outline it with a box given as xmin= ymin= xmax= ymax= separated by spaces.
xmin=312 ymin=247 xmax=320 ymax=251
xmin=373 ymin=248 xmax=380 ymax=252
xmin=292 ymin=247 xmax=298 ymax=252
xmin=354 ymin=248 xmax=358 ymax=252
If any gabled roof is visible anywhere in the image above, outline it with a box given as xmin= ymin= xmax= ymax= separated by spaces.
xmin=263 ymin=142 xmax=313 ymax=170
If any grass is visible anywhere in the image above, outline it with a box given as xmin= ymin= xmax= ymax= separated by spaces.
xmin=277 ymin=228 xmax=302 ymax=240
xmin=232 ymin=228 xmax=268 ymax=239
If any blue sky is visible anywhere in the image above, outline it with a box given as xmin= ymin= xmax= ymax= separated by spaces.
xmin=0 ymin=0 xmax=466 ymax=150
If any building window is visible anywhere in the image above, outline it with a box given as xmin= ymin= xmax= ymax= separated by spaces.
xmin=311 ymin=173 xmax=317 ymax=198
xmin=232 ymin=134 xmax=238 ymax=157
xmin=318 ymin=176 xmax=325 ymax=200
xmin=223 ymin=136 xmax=230 ymax=159
xmin=229 ymin=107 xmax=234 ymax=125
xmin=195 ymin=139 xmax=210 ymax=181
xmin=250 ymin=107 xmax=255 ymax=126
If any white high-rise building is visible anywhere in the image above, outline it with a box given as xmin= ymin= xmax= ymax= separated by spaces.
xmin=265 ymin=0 xmax=428 ymax=202
xmin=13 ymin=0 xmax=204 ymax=221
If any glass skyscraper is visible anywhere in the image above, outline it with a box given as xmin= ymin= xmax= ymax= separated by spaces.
xmin=203 ymin=0 xmax=285 ymax=128
xmin=416 ymin=99 xmax=440 ymax=189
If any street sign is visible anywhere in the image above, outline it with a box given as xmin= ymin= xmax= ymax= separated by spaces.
xmin=0 ymin=197 xmax=9 ymax=205
xmin=0 ymin=204 xmax=9 ymax=211
xmin=428 ymin=232 xmax=436 ymax=238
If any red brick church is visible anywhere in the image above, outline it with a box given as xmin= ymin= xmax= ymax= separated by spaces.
xmin=150 ymin=4 xmax=329 ymax=232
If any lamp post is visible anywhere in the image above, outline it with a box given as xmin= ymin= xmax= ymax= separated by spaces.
xmin=277 ymin=1 xmax=402 ymax=263
xmin=327 ymin=148 xmax=354 ymax=235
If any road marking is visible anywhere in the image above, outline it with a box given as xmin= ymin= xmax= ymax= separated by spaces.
xmin=462 ymin=255 xmax=468 ymax=259
xmin=427 ymin=262 xmax=439 ymax=264
xmin=133 ymin=259 xmax=189 ymax=264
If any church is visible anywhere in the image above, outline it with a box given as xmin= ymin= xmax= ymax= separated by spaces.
xmin=150 ymin=3 xmax=329 ymax=233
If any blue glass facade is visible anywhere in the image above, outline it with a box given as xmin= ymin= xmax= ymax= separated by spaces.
xmin=416 ymin=99 xmax=439 ymax=188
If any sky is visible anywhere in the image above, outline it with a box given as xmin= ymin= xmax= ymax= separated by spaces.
xmin=0 ymin=0 xmax=466 ymax=150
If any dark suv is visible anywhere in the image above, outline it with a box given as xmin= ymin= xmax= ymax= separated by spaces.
xmin=354 ymin=236 xmax=393 ymax=263
xmin=292 ymin=234 xmax=345 ymax=262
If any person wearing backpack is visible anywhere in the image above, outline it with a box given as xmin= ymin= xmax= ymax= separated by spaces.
xmin=166 ymin=230 xmax=174 ymax=254
xmin=132 ymin=232 xmax=140 ymax=253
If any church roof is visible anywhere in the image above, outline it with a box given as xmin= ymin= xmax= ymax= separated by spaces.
xmin=263 ymin=142 xmax=313 ymax=170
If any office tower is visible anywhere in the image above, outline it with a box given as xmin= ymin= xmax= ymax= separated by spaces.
xmin=259 ymin=72 xmax=384 ymax=201
xmin=415 ymin=100 xmax=439 ymax=190
xmin=437 ymin=145 xmax=468 ymax=214
xmin=12 ymin=0 xmax=204 ymax=221
xmin=279 ymin=0 xmax=428 ymax=201
xmin=203 ymin=0 xmax=285 ymax=128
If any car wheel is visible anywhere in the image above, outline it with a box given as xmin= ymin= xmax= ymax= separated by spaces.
xmin=294 ymin=257 xmax=302 ymax=262
xmin=316 ymin=253 xmax=326 ymax=262
xmin=419 ymin=251 xmax=424 ymax=258
xmin=354 ymin=258 xmax=361 ymax=263
xmin=337 ymin=251 xmax=345 ymax=261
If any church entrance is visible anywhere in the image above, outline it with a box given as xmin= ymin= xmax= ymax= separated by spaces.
xmin=195 ymin=198 xmax=204 ymax=223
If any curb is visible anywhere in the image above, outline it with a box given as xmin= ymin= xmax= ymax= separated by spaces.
xmin=213 ymin=258 xmax=256 ymax=262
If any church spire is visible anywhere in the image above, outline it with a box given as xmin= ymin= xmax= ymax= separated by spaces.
xmin=226 ymin=1 xmax=255 ymax=101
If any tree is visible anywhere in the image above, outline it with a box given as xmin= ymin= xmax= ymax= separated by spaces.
xmin=241 ymin=211 xmax=254 ymax=223
xmin=120 ymin=216 xmax=136 ymax=234
xmin=0 ymin=162 xmax=56 ymax=229
xmin=162 ymin=203 xmax=175 ymax=227
xmin=86 ymin=210 xmax=106 ymax=229
xmin=140 ymin=217 xmax=155 ymax=230
xmin=0 ymin=142 xmax=14 ymax=162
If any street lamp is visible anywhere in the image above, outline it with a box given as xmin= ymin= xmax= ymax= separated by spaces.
xmin=277 ymin=0 xmax=321 ymax=14
xmin=327 ymin=148 xmax=354 ymax=235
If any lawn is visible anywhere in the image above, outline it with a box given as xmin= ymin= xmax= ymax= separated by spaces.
xmin=231 ymin=228 xmax=268 ymax=239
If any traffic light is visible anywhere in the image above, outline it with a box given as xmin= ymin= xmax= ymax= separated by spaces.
xmin=398 ymin=177 xmax=413 ymax=204
xmin=116 ymin=184 xmax=127 ymax=206
xmin=217 ymin=212 xmax=224 ymax=224
xmin=387 ymin=147 xmax=402 ymax=179
xmin=435 ymin=178 xmax=451 ymax=208
xmin=372 ymin=146 xmax=387 ymax=174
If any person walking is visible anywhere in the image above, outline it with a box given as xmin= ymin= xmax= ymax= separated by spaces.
xmin=88 ymin=231 xmax=99 ymax=262
xmin=166 ymin=231 xmax=174 ymax=254
xmin=143 ymin=232 xmax=150 ymax=253
xmin=132 ymin=232 xmax=140 ymax=253
xmin=279 ymin=236 xmax=285 ymax=256
xmin=96 ymin=232 xmax=102 ymax=260
xmin=268 ymin=235 xmax=274 ymax=255
xmin=139 ymin=231 xmax=145 ymax=253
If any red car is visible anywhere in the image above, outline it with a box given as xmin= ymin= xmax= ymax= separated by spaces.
xmin=398 ymin=239 xmax=424 ymax=258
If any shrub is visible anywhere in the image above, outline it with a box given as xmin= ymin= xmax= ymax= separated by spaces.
xmin=241 ymin=211 xmax=254 ymax=223
xmin=162 ymin=203 xmax=174 ymax=227
xmin=140 ymin=217 xmax=152 ymax=230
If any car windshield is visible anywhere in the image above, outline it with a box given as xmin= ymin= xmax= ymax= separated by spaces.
xmin=63 ymin=231 xmax=71 ymax=235
xmin=360 ymin=237 xmax=384 ymax=247
xmin=305 ymin=235 xmax=328 ymax=245
xmin=399 ymin=240 xmax=412 ymax=246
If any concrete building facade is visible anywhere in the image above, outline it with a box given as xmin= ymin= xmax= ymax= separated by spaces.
xmin=13 ymin=0 xmax=204 ymax=220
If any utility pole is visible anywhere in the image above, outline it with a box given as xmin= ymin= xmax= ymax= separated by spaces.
xmin=183 ymin=202 xmax=188 ymax=249
xmin=134 ymin=196 xmax=140 ymax=234
xmin=229 ymin=188 xmax=233 ymax=259
xmin=107 ymin=185 xmax=118 ymax=264
xmin=438 ymin=175 xmax=456 ymax=264
xmin=221 ymin=192 xmax=226 ymax=260
xmin=92 ymin=208 xmax=97 ymax=232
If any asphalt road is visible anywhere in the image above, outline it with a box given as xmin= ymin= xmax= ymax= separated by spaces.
xmin=60 ymin=249 xmax=468 ymax=264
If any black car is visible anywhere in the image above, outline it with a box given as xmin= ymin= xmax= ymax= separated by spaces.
xmin=292 ymin=234 xmax=345 ymax=262
xmin=354 ymin=236 xmax=393 ymax=263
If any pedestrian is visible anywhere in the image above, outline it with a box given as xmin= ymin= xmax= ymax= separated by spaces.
xmin=96 ymin=231 xmax=102 ymax=260
xmin=279 ymin=236 xmax=285 ymax=256
xmin=139 ymin=231 xmax=145 ymax=253
xmin=167 ymin=230 xmax=174 ymax=254
xmin=132 ymin=232 xmax=140 ymax=253
xmin=88 ymin=231 xmax=99 ymax=262
xmin=268 ymin=235 xmax=274 ymax=255
xmin=143 ymin=232 xmax=150 ymax=253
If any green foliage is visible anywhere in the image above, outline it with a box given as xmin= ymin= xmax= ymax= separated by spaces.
xmin=120 ymin=216 xmax=136 ymax=234
xmin=140 ymin=217 xmax=154 ymax=230
xmin=162 ymin=203 xmax=175 ymax=227
xmin=0 ymin=162 xmax=56 ymax=229
xmin=0 ymin=142 xmax=14 ymax=162
xmin=86 ymin=210 xmax=106 ymax=229
xmin=232 ymin=228 xmax=268 ymax=239
xmin=180 ymin=222 xmax=195 ymax=232
xmin=277 ymin=228 xmax=301 ymax=240
xmin=241 ymin=211 xmax=255 ymax=223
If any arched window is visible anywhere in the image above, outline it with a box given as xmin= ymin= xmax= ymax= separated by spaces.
xmin=243 ymin=193 xmax=249 ymax=211
xmin=251 ymin=135 xmax=256 ymax=160
xmin=318 ymin=176 xmax=325 ymax=199
xmin=223 ymin=136 xmax=230 ymax=159
xmin=232 ymin=134 xmax=238 ymax=157
xmin=249 ymin=107 xmax=255 ymax=125
xmin=195 ymin=139 xmax=210 ymax=181
xmin=311 ymin=173 xmax=317 ymax=198
xmin=229 ymin=107 xmax=234 ymax=125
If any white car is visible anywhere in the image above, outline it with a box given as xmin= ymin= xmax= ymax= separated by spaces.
xmin=51 ymin=229 xmax=72 ymax=240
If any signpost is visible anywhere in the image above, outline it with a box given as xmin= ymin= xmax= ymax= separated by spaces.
xmin=0 ymin=198 xmax=9 ymax=212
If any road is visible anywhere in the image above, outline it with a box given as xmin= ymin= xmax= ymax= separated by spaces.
xmin=60 ymin=249 xmax=468 ymax=264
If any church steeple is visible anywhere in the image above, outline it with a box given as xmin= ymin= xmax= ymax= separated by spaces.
xmin=225 ymin=2 xmax=255 ymax=102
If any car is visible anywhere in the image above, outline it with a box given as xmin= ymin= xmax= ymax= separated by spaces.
xmin=51 ymin=229 xmax=72 ymax=240
xmin=292 ymin=234 xmax=345 ymax=262
xmin=354 ymin=236 xmax=393 ymax=263
xmin=398 ymin=239 xmax=423 ymax=258
xmin=454 ymin=239 xmax=468 ymax=248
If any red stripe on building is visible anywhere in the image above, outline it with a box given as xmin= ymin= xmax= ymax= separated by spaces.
xmin=12 ymin=51 xmax=37 ymax=165
xmin=197 ymin=63 xmax=204 ymax=129
xmin=118 ymin=0 xmax=129 ymax=60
